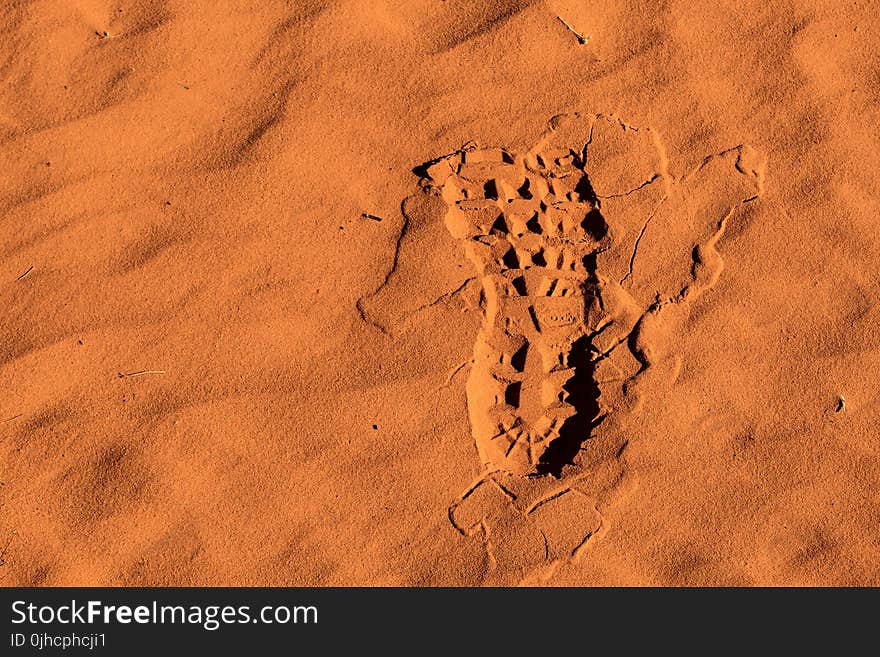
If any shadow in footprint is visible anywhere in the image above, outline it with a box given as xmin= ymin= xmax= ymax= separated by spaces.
xmin=537 ymin=332 xmax=602 ymax=477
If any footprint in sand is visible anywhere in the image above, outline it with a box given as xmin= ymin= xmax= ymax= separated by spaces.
xmin=418 ymin=113 xmax=765 ymax=582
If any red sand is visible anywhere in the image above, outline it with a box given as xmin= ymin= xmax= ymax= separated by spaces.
xmin=1 ymin=1 xmax=878 ymax=586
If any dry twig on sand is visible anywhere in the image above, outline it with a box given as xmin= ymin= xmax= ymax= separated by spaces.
xmin=118 ymin=370 xmax=166 ymax=379
xmin=557 ymin=16 xmax=590 ymax=45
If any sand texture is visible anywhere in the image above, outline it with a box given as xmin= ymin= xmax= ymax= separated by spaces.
xmin=1 ymin=1 xmax=878 ymax=586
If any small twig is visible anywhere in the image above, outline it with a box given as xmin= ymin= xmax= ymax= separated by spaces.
xmin=361 ymin=213 xmax=383 ymax=222
xmin=1 ymin=414 xmax=22 ymax=423
xmin=557 ymin=16 xmax=590 ymax=45
xmin=118 ymin=370 xmax=166 ymax=379
xmin=16 ymin=266 xmax=33 ymax=281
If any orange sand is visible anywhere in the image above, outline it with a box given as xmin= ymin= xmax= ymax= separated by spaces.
xmin=1 ymin=1 xmax=878 ymax=586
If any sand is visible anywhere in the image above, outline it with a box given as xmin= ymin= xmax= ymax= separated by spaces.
xmin=1 ymin=0 xmax=878 ymax=586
